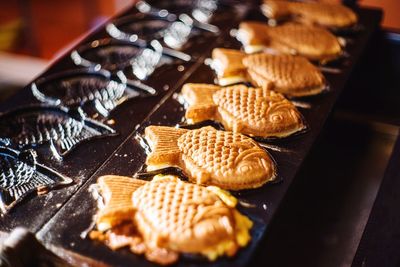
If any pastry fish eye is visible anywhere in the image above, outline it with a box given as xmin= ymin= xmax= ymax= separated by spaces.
xmin=236 ymin=157 xmax=270 ymax=175
xmin=239 ymin=163 xmax=252 ymax=173
xmin=270 ymin=112 xmax=284 ymax=123
xmin=268 ymin=105 xmax=296 ymax=123
xmin=235 ymin=152 xmax=270 ymax=173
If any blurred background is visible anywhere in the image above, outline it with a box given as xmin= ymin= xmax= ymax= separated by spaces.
xmin=0 ymin=0 xmax=132 ymax=100
xmin=0 ymin=0 xmax=399 ymax=96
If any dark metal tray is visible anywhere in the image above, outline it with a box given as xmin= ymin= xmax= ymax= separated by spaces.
xmin=0 ymin=1 xmax=382 ymax=266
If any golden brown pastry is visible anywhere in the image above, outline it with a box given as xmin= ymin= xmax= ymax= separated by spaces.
xmin=211 ymin=48 xmax=248 ymax=86
xmin=262 ymin=0 xmax=357 ymax=29
xmin=182 ymin=83 xmax=306 ymax=137
xmin=208 ymin=48 xmax=326 ymax=96
xmin=144 ymin=126 xmax=277 ymax=190
xmin=237 ymin=21 xmax=272 ymax=54
xmin=237 ymin=21 xmax=343 ymax=62
xmin=243 ymin=53 xmax=326 ymax=97
xmin=90 ymin=175 xmax=253 ymax=265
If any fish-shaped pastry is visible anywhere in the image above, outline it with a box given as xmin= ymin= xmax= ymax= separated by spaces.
xmin=261 ymin=0 xmax=357 ymax=30
xmin=0 ymin=106 xmax=116 ymax=158
xmin=210 ymin=48 xmax=326 ymax=96
xmin=31 ymin=69 xmax=131 ymax=117
xmin=143 ymin=125 xmax=276 ymax=190
xmin=237 ymin=21 xmax=343 ymax=62
xmin=0 ymin=139 xmax=72 ymax=213
xmin=243 ymin=53 xmax=326 ymax=97
xmin=90 ymin=174 xmax=253 ymax=265
xmin=182 ymin=83 xmax=306 ymax=137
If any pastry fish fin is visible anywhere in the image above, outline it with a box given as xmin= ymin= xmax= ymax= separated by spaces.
xmin=185 ymin=104 xmax=218 ymax=123
xmin=181 ymin=83 xmax=220 ymax=123
xmin=96 ymin=175 xmax=147 ymax=231
xmin=246 ymin=68 xmax=275 ymax=91
xmin=144 ymin=126 xmax=188 ymax=170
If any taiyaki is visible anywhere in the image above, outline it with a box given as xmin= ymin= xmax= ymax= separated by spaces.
xmin=209 ymin=48 xmax=325 ymax=96
xmin=143 ymin=125 xmax=276 ymax=190
xmin=237 ymin=21 xmax=342 ymax=62
xmin=31 ymin=69 xmax=129 ymax=116
xmin=261 ymin=0 xmax=357 ymax=29
xmin=181 ymin=83 xmax=305 ymax=137
xmin=90 ymin=174 xmax=253 ymax=265
xmin=210 ymin=48 xmax=247 ymax=86
xmin=0 ymin=106 xmax=115 ymax=158
xmin=243 ymin=53 xmax=326 ymax=96
xmin=0 ymin=138 xmax=72 ymax=213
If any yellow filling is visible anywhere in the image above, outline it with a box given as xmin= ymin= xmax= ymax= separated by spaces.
xmin=219 ymin=76 xmax=248 ymax=86
xmin=206 ymin=186 xmax=238 ymax=207
xmin=202 ymin=187 xmax=253 ymax=261
xmin=201 ymin=210 xmax=253 ymax=261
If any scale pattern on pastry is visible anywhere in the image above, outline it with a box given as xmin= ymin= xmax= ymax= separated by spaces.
xmin=90 ymin=174 xmax=253 ymax=265
xmin=182 ymin=83 xmax=306 ymax=137
xmin=243 ymin=53 xmax=326 ymax=96
xmin=262 ymin=0 xmax=357 ymax=29
xmin=144 ymin=126 xmax=276 ymax=190
xmin=209 ymin=48 xmax=325 ymax=96
xmin=238 ymin=21 xmax=342 ymax=62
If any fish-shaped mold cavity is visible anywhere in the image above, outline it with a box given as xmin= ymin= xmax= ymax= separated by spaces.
xmin=137 ymin=0 xmax=219 ymax=23
xmin=261 ymin=0 xmax=357 ymax=30
xmin=31 ymin=68 xmax=134 ymax=117
xmin=0 ymin=106 xmax=116 ymax=158
xmin=108 ymin=14 xmax=187 ymax=46
xmin=181 ymin=83 xmax=306 ymax=138
xmin=142 ymin=126 xmax=277 ymax=190
xmin=90 ymin=174 xmax=252 ymax=265
xmin=237 ymin=21 xmax=343 ymax=63
xmin=106 ymin=13 xmax=195 ymax=56
xmin=0 ymin=139 xmax=72 ymax=214
xmin=210 ymin=48 xmax=326 ymax=96
xmin=71 ymin=38 xmax=171 ymax=80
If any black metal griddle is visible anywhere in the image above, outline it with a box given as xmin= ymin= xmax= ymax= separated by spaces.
xmin=0 ymin=1 xmax=383 ymax=266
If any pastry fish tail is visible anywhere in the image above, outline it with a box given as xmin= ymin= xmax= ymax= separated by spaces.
xmin=144 ymin=126 xmax=188 ymax=170
xmin=261 ymin=0 xmax=292 ymax=20
xmin=95 ymin=175 xmax=147 ymax=231
xmin=181 ymin=83 xmax=220 ymax=123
